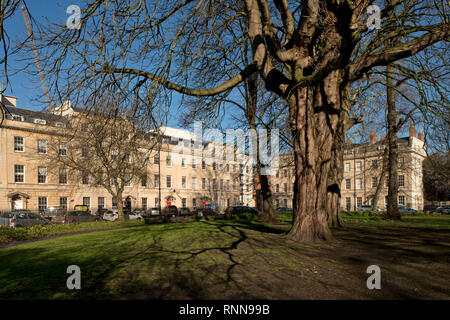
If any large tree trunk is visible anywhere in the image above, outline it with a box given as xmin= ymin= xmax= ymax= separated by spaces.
xmin=371 ymin=148 xmax=388 ymax=215
xmin=386 ymin=64 xmax=401 ymax=220
xmin=115 ymin=191 xmax=125 ymax=221
xmin=288 ymin=71 xmax=343 ymax=242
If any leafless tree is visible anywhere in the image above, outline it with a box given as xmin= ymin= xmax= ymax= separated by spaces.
xmin=21 ymin=0 xmax=449 ymax=242
xmin=45 ymin=95 xmax=158 ymax=221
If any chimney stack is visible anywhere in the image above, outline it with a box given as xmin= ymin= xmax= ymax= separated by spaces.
xmin=409 ymin=122 xmax=417 ymax=138
xmin=369 ymin=131 xmax=378 ymax=143
xmin=418 ymin=130 xmax=424 ymax=142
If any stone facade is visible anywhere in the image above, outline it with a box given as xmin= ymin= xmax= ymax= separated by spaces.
xmin=0 ymin=95 xmax=254 ymax=212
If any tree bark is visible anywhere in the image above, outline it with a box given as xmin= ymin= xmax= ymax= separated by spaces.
xmin=287 ymin=71 xmax=343 ymax=242
xmin=386 ymin=64 xmax=401 ymax=220
xmin=371 ymin=148 xmax=388 ymax=215
xmin=115 ymin=191 xmax=125 ymax=221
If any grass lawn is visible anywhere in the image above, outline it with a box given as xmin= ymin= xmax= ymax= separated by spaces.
xmin=0 ymin=215 xmax=449 ymax=299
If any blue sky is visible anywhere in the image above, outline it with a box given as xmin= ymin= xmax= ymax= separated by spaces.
xmin=2 ymin=0 xmax=191 ymax=128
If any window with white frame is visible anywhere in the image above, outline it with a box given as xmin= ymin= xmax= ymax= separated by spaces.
xmin=141 ymin=197 xmax=147 ymax=210
xmin=98 ymin=197 xmax=105 ymax=209
xmin=192 ymin=158 xmax=196 ymax=168
xmin=14 ymin=165 xmax=25 ymax=183
xmin=154 ymin=154 xmax=160 ymax=164
xmin=37 ymin=139 xmax=47 ymax=154
xmin=356 ymin=161 xmax=362 ymax=171
xmin=141 ymin=174 xmax=147 ymax=187
xmin=166 ymin=155 xmax=172 ymax=167
xmin=193 ymin=198 xmax=197 ymax=208
xmin=284 ymin=183 xmax=288 ymax=193
xmin=398 ymin=175 xmax=405 ymax=187
xmin=202 ymin=178 xmax=206 ymax=190
xmin=14 ymin=136 xmax=24 ymax=152
xmin=357 ymin=197 xmax=362 ymax=208
xmin=38 ymin=196 xmax=47 ymax=211
xmin=59 ymin=143 xmax=67 ymax=156
xmin=346 ymin=197 xmax=351 ymax=210
xmin=344 ymin=162 xmax=350 ymax=172
xmin=213 ymin=162 xmax=217 ymax=170
xmin=166 ymin=175 xmax=172 ymax=188
xmin=356 ymin=178 xmax=362 ymax=190
xmin=38 ymin=167 xmax=47 ymax=184
xmin=154 ymin=175 xmax=160 ymax=188
xmin=82 ymin=172 xmax=89 ymax=185
xmin=398 ymin=157 xmax=405 ymax=168
xmin=59 ymin=168 xmax=68 ymax=184
xmin=181 ymin=158 xmax=186 ymax=168
xmin=345 ymin=179 xmax=351 ymax=190
xmin=83 ymin=197 xmax=90 ymax=207
xmin=276 ymin=184 xmax=279 ymax=192
xmin=202 ymin=160 xmax=206 ymax=170
xmin=182 ymin=198 xmax=186 ymax=207
xmin=192 ymin=177 xmax=197 ymax=190
xmin=398 ymin=195 xmax=405 ymax=206
xmin=182 ymin=176 xmax=187 ymax=189
xmin=372 ymin=176 xmax=378 ymax=188
xmin=283 ymin=199 xmax=287 ymax=207
xmin=60 ymin=197 xmax=68 ymax=209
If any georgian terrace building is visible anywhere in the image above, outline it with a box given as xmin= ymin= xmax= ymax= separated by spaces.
xmin=253 ymin=125 xmax=426 ymax=211
xmin=341 ymin=125 xmax=426 ymax=211
xmin=0 ymin=94 xmax=254 ymax=212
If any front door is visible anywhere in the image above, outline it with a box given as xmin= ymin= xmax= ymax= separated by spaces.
xmin=13 ymin=198 xmax=23 ymax=210
xmin=125 ymin=197 xmax=132 ymax=211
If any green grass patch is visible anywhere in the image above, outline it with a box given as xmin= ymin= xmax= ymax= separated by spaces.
xmin=0 ymin=220 xmax=144 ymax=244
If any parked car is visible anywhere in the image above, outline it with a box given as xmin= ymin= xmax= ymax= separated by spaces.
xmin=150 ymin=207 xmax=161 ymax=216
xmin=124 ymin=211 xmax=143 ymax=220
xmin=73 ymin=205 xmax=90 ymax=213
xmin=193 ymin=207 xmax=218 ymax=217
xmin=205 ymin=204 xmax=218 ymax=211
xmin=0 ymin=211 xmax=50 ymax=228
xmin=163 ymin=205 xmax=178 ymax=216
xmin=398 ymin=206 xmax=418 ymax=214
xmin=436 ymin=206 xmax=450 ymax=214
xmin=42 ymin=206 xmax=67 ymax=223
xmin=423 ymin=204 xmax=439 ymax=213
xmin=356 ymin=205 xmax=383 ymax=212
xmin=95 ymin=208 xmax=109 ymax=216
xmin=179 ymin=207 xmax=192 ymax=216
xmin=103 ymin=209 xmax=119 ymax=221
xmin=66 ymin=211 xmax=101 ymax=223
xmin=132 ymin=208 xmax=147 ymax=216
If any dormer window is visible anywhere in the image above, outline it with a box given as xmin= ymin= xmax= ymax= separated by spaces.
xmin=34 ymin=118 xmax=47 ymax=125
xmin=11 ymin=114 xmax=24 ymax=121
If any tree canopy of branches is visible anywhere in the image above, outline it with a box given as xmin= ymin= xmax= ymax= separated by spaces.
xmin=13 ymin=0 xmax=450 ymax=242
